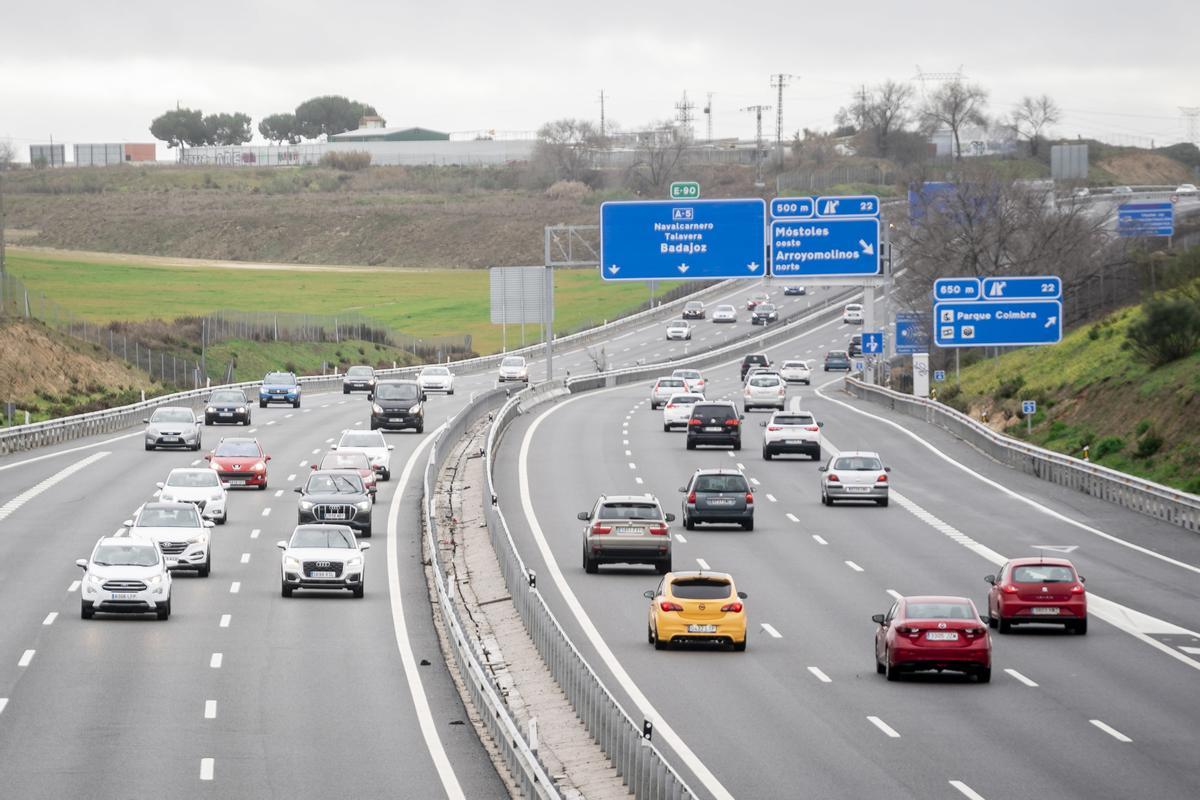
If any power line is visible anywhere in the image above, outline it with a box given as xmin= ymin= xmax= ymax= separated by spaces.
xmin=1181 ymin=106 xmax=1200 ymax=145
xmin=770 ymin=73 xmax=796 ymax=168
xmin=741 ymin=104 xmax=771 ymax=187
xmin=674 ymin=91 xmax=696 ymax=140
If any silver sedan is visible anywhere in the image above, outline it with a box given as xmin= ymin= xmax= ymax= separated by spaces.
xmin=144 ymin=407 xmax=203 ymax=451
xmin=819 ymin=451 xmax=890 ymax=507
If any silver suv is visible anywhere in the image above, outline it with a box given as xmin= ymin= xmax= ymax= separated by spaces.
xmin=578 ymin=495 xmax=675 ymax=574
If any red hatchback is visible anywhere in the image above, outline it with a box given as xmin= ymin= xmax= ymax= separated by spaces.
xmin=206 ymin=437 xmax=271 ymax=490
xmin=986 ymin=558 xmax=1087 ymax=634
xmin=873 ymin=595 xmax=991 ymax=683
xmin=312 ymin=450 xmax=377 ymax=500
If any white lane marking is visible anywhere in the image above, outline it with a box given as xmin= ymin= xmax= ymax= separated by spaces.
xmin=325 ymin=438 xmax=334 ymax=443
xmin=726 ymin=451 xmax=735 ymax=458
xmin=812 ymin=535 xmax=828 ymax=545
xmin=625 ymin=450 xmax=632 ymax=456
xmin=765 ymin=493 xmax=777 ymax=503
xmin=696 ymin=558 xmax=711 ymax=570
xmin=1005 ymin=668 xmax=1039 ymax=687
xmin=0 ymin=699 xmax=7 ymax=715
xmin=1181 ymin=646 xmax=1200 ymax=655
xmin=42 ymin=612 xmax=57 ymax=626
xmin=190 ymin=459 xmax=201 ymax=466
xmin=210 ymin=653 xmax=223 ymax=668
xmin=736 ymin=463 xmax=746 ymax=470
xmin=1090 ymin=719 xmax=1132 ymax=742
xmin=229 ymin=582 xmax=241 ymax=594
xmin=622 ymin=439 xmax=629 ymax=446
xmin=949 ymin=781 xmax=987 ymax=800
xmin=152 ymin=490 xmax=161 ymax=498
xmin=845 ymin=560 xmax=864 ymax=572
xmin=807 ymin=666 xmax=832 ymax=683
xmin=674 ymin=534 xmax=687 ymax=543
xmin=219 ymin=614 xmax=231 ymax=628
xmin=266 ymin=420 xmax=277 ymax=426
xmin=18 ymin=650 xmax=35 ymax=667
xmin=261 ymin=508 xmax=271 ymax=517
xmin=303 ymin=408 xmax=312 ymax=413
xmin=321 ymin=405 xmax=330 ymax=409
xmin=628 ymin=462 xmax=636 ymax=470
xmin=786 ymin=513 xmax=799 ymax=523
xmin=886 ymin=589 xmax=903 ymax=601
xmin=285 ymin=413 xmax=294 ymax=419
xmin=761 ymin=623 xmax=782 ymax=638
xmin=273 ymin=490 xmax=284 ymax=498
xmin=250 ymin=528 xmax=260 ymax=539
xmin=200 ymin=758 xmax=214 ymax=781
xmin=312 ymin=449 xmax=321 ymax=454
xmin=299 ymin=460 xmax=308 ymax=467
xmin=286 ymin=474 xmax=296 ymax=482
xmin=68 ymin=580 xmax=80 ymax=593
xmin=240 ymin=553 xmax=250 ymax=564
xmin=204 ymin=700 xmax=217 ymax=719
xmin=248 ymin=428 xmax=257 ymax=433
xmin=0 ymin=452 xmax=110 ymax=522
xmin=867 ymin=716 xmax=900 ymax=738
xmin=385 ymin=423 xmax=466 ymax=799
xmin=635 ymin=477 xmax=644 ymax=485
xmin=519 ymin=401 xmax=736 ymax=800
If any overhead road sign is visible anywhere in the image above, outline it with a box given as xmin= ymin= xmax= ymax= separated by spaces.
xmin=670 ymin=181 xmax=700 ymax=200
xmin=490 ymin=266 xmax=550 ymax=324
xmin=861 ymin=332 xmax=884 ymax=355
xmin=600 ymin=199 xmax=768 ymax=281
xmin=1117 ymin=202 xmax=1173 ymax=238
xmin=770 ymin=197 xmax=815 ymax=218
xmin=769 ymin=217 xmax=880 ymax=277
xmin=935 ymin=300 xmax=1063 ymax=348
xmin=895 ymin=312 xmax=930 ymax=355
xmin=982 ymin=276 xmax=1062 ymax=300
xmin=934 ymin=277 xmax=982 ymax=301
xmin=815 ymin=195 xmax=880 ymax=218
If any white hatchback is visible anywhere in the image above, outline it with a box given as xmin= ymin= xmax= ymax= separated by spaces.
xmin=843 ymin=303 xmax=864 ymax=324
xmin=665 ymin=320 xmax=693 ymax=341
xmin=779 ymin=360 xmax=812 ymax=385
xmin=662 ymin=393 xmax=704 ymax=431
xmin=711 ymin=305 xmax=737 ymax=323
xmin=418 ymin=365 xmax=455 ymax=395
xmin=743 ymin=373 xmax=787 ymax=412
xmin=650 ymin=376 xmax=688 ymax=409
xmin=156 ymin=468 xmax=228 ymax=524
xmin=335 ymin=429 xmax=395 ymax=480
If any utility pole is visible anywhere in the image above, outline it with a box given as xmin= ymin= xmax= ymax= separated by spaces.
xmin=703 ymin=92 xmax=714 ymax=142
xmin=769 ymin=74 xmax=794 ymax=168
xmin=742 ymin=104 xmax=771 ymax=187
xmin=675 ymin=91 xmax=696 ymax=140
xmin=599 ymin=90 xmax=607 ymax=139
xmin=1181 ymin=106 xmax=1200 ymax=146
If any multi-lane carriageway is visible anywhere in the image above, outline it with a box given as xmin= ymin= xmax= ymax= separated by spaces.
xmin=1 ymin=278 xmax=1198 ymax=800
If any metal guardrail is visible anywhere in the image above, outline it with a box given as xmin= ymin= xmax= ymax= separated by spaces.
xmin=844 ymin=378 xmax=1200 ymax=532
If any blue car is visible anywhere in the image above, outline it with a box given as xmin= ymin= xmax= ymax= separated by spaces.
xmin=259 ymin=371 xmax=301 ymax=408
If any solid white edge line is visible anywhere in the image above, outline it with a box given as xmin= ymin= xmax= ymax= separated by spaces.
xmin=1089 ymin=719 xmax=1132 ymax=742
xmin=520 ymin=393 xmax=736 ymax=800
xmin=806 ymin=666 xmax=832 ymax=683
xmin=1004 ymin=668 xmax=1039 ymax=687
xmin=0 ymin=698 xmax=7 ymax=715
xmin=949 ymin=780 xmax=988 ymax=800
xmin=386 ymin=423 xmax=466 ymax=800
xmin=866 ymin=715 xmax=900 ymax=738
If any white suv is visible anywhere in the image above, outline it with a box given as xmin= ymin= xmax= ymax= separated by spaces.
xmin=743 ymin=372 xmax=786 ymax=412
xmin=279 ymin=524 xmax=371 ymax=597
xmin=335 ymin=429 xmax=395 ymax=480
xmin=77 ymin=537 xmax=173 ymax=619
xmin=843 ymin=303 xmax=864 ymax=324
xmin=156 ymin=467 xmax=228 ymax=524
xmin=662 ymin=393 xmax=704 ymax=431
xmin=650 ymin=376 xmax=688 ymax=410
xmin=761 ymin=409 xmax=823 ymax=460
xmin=779 ymin=360 xmax=812 ymax=385
xmin=665 ymin=320 xmax=693 ymax=341
xmin=125 ymin=502 xmax=214 ymax=576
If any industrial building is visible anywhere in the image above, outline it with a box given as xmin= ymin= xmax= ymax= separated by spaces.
xmin=328 ymin=126 xmax=451 ymax=143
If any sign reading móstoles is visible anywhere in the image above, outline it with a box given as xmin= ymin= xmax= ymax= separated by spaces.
xmin=669 ymin=181 xmax=701 ymax=200
xmin=769 ymin=217 xmax=881 ymax=277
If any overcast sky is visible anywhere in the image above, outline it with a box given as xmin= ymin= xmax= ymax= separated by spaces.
xmin=1 ymin=0 xmax=1195 ymax=158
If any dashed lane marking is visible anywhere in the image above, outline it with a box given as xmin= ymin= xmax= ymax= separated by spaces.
xmin=786 ymin=513 xmax=799 ymax=523
xmin=949 ymin=781 xmax=987 ymax=800
xmin=867 ymin=716 xmax=900 ymax=738
xmin=635 ymin=477 xmax=644 ymax=485
xmin=204 ymin=700 xmax=217 ymax=719
xmin=274 ymin=490 xmax=284 ymax=498
xmin=261 ymin=508 xmax=271 ymax=517
xmin=230 ymin=582 xmax=241 ymax=594
xmin=0 ymin=699 xmax=7 ymax=716
xmin=696 ymin=558 xmax=711 ymax=570
xmin=1090 ymin=720 xmax=1132 ymax=742
xmin=18 ymin=650 xmax=35 ymax=667
xmin=812 ymin=535 xmax=828 ymax=545
xmin=250 ymin=529 xmax=260 ymax=539
xmin=240 ymin=553 xmax=250 ymax=564
xmin=886 ymin=589 xmax=903 ymax=601
xmin=674 ymin=534 xmax=687 ymax=543
xmin=42 ymin=612 xmax=57 ymax=626
xmin=219 ymin=614 xmax=231 ymax=628
xmin=68 ymin=581 xmax=80 ymax=593
xmin=845 ymin=560 xmax=865 ymax=572
xmin=286 ymin=474 xmax=296 ymax=482
xmin=765 ymin=494 xmax=777 ymax=502
xmin=1005 ymin=668 xmax=1039 ymax=687
xmin=807 ymin=666 xmax=832 ymax=683
xmin=210 ymin=653 xmax=223 ymax=668
xmin=761 ymin=623 xmax=782 ymax=638
xmin=200 ymin=758 xmax=214 ymax=781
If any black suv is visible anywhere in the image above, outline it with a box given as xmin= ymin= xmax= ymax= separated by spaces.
xmin=205 ymin=389 xmax=251 ymax=426
xmin=751 ymin=303 xmax=778 ymax=325
xmin=740 ymin=354 xmax=770 ymax=381
xmin=295 ymin=470 xmax=372 ymax=536
xmin=679 ymin=469 xmax=755 ymax=530
xmin=370 ymin=380 xmax=425 ymax=432
xmin=686 ymin=401 xmax=743 ymax=450
xmin=848 ymin=334 xmax=863 ymax=357
xmin=681 ymin=301 xmax=706 ymax=319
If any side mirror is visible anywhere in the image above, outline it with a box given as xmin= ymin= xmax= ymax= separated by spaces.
xmin=664 ymin=513 xmax=676 ymax=522
xmin=142 ymin=418 xmax=149 ymax=424
xmin=817 ymin=421 xmax=825 ymax=428
xmin=737 ymin=591 xmax=748 ymax=600
xmin=359 ymin=542 xmax=371 ymax=551
xmin=387 ymin=445 xmax=395 ymax=451
xmin=984 ymin=575 xmax=996 ymax=585
xmin=577 ymin=511 xmax=591 ymax=521
xmin=980 ymin=614 xmax=991 ymax=624
xmin=75 ymin=559 xmax=89 ymax=571
xmin=884 ymin=466 xmax=891 ymax=472
xmin=220 ymin=482 xmax=230 ymax=489
xmin=265 ymin=455 xmax=272 ymax=462
xmin=311 ymin=464 xmax=318 ymax=470
xmin=818 ymin=466 xmax=827 ymax=472
xmin=871 ymin=614 xmax=886 ymax=625
xmin=155 ymin=482 xmax=165 ymax=489
xmin=122 ymin=519 xmax=133 ymax=528
xmin=330 ymin=445 xmax=338 ymax=450
xmin=421 ymin=393 xmax=428 ymax=403
xmin=276 ymin=541 xmax=288 ymax=550
xmin=367 ymin=393 xmax=373 ymax=401
xmin=1079 ymin=576 xmax=1086 ymax=584
xmin=749 ymin=487 xmax=755 ymax=493
xmin=739 ymin=414 xmax=745 ymax=420
xmin=203 ymin=520 xmax=215 ymax=528
xmin=677 ymin=487 xmax=687 ymax=493
xmin=643 ymin=590 xmax=656 ymax=599
xmin=293 ymin=487 xmax=303 ymax=494
xmin=204 ymin=454 xmax=212 ymax=461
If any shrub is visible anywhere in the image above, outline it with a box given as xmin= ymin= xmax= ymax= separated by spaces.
xmin=544 ymin=180 xmax=591 ymax=201
xmin=995 ymin=375 xmax=1025 ymax=399
xmin=1125 ymin=297 xmax=1200 ymax=366
xmin=1135 ymin=419 xmax=1152 ymax=437
xmin=1135 ymin=433 xmax=1164 ymax=458
xmin=1087 ymin=325 xmax=1100 ymax=340
xmin=1093 ymin=436 xmax=1125 ymax=460
xmin=318 ymin=151 xmax=372 ymax=171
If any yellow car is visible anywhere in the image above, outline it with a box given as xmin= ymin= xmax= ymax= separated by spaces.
xmin=645 ymin=571 xmax=748 ymax=651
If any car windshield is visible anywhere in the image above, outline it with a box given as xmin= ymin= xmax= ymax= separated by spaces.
xmin=827 ymin=351 xmax=849 ymax=359
xmin=340 ymin=432 xmax=385 ymax=449
xmin=774 ymin=414 xmax=814 ymax=425
xmin=693 ymin=474 xmax=749 ymax=492
xmin=214 ymin=440 xmax=260 ymax=457
xmin=671 ymin=578 xmax=733 ymax=600
xmin=673 ymin=370 xmax=700 ymax=379
xmin=321 ymin=453 xmax=370 ymax=470
xmin=423 ymin=366 xmax=449 ymax=375
xmin=305 ymin=474 xmax=364 ymax=494
xmin=166 ymin=471 xmax=219 ymax=488
xmin=758 ymin=304 xmax=776 ymax=312
xmin=658 ymin=379 xmax=684 ymax=388
xmin=290 ymin=528 xmax=356 ymax=549
xmin=502 ymin=357 xmax=525 ymax=367
xmin=906 ymin=602 xmax=976 ymax=620
xmin=151 ymin=408 xmax=193 ymax=423
xmin=668 ymin=320 xmax=688 ymax=327
xmin=264 ymin=372 xmax=296 ymax=385
xmin=833 ymin=456 xmax=883 ymax=471
xmin=716 ymin=305 xmax=734 ymax=312
xmin=93 ymin=543 xmax=160 ymax=567
xmin=750 ymin=376 xmax=780 ymax=387
xmin=685 ymin=302 xmax=702 ymax=309
xmin=1013 ymin=565 xmax=1076 ymax=583
xmin=598 ymin=502 xmax=662 ymax=520
xmin=782 ymin=361 xmax=807 ymax=369
xmin=347 ymin=366 xmax=373 ymax=377
xmin=692 ymin=404 xmax=734 ymax=418
xmin=376 ymin=383 xmax=419 ymax=401
xmin=136 ymin=506 xmax=201 ymax=527
xmin=210 ymin=391 xmax=244 ymax=403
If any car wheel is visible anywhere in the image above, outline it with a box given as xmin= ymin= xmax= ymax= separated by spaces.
xmin=976 ymin=667 xmax=992 ymax=684
xmin=812 ymin=448 xmax=821 ymax=462
xmin=198 ymin=554 xmax=211 ymax=578
xmin=686 ymin=439 xmax=696 ymax=450
xmin=997 ymin=616 xmax=1012 ymax=634
xmin=281 ymin=582 xmax=293 ymax=598
xmin=733 ymin=633 xmax=747 ymax=652
xmin=193 ymin=440 xmax=202 ymax=451
xmin=353 ymin=584 xmax=365 ymax=598
xmin=145 ymin=444 xmax=155 ymax=451
xmin=260 ymin=481 xmax=268 ymax=491
xmin=204 ymin=418 xmax=212 ymax=426
xmin=416 ymin=425 xmax=424 ymax=434
xmin=259 ymin=401 xmax=267 ymax=408
xmin=732 ymin=440 xmax=741 ymax=451
xmin=653 ymin=624 xmax=668 ymax=651
xmin=683 ymin=513 xmax=695 ymax=531
xmin=156 ymin=598 xmax=171 ymax=620
xmin=885 ymin=651 xmax=900 ymax=682
xmin=449 ymin=389 xmax=455 ymax=396
xmin=382 ymin=468 xmax=391 ymax=481
xmin=370 ymin=422 xmax=379 ymax=430
xmin=583 ymin=548 xmax=598 ymax=574
xmin=293 ymin=400 xmax=301 ymax=408
xmin=647 ymin=625 xmax=655 ymax=645
xmin=81 ymin=601 xmax=95 ymax=620
xmin=663 ymin=423 xmax=670 ymax=432
xmin=762 ymin=448 xmax=772 ymax=461
xmin=343 ymin=387 xmax=350 ymax=394
xmin=1073 ymin=619 xmax=1088 ymax=635
xmin=742 ymin=519 xmax=754 ymax=531
xmin=361 ymin=526 xmax=372 ymax=538
xmin=877 ymin=498 xmax=889 ymax=507
xmin=987 ymin=609 xmax=998 ymax=629
xmin=875 ymin=649 xmax=885 ymax=674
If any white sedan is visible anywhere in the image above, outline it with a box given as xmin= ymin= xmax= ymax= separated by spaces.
xmin=278 ymin=524 xmax=370 ymax=598
xmin=712 ymin=305 xmax=737 ymax=323
xmin=418 ymin=365 xmax=455 ymax=395
xmin=335 ymin=429 xmax=395 ymax=480
xmin=665 ymin=320 xmax=693 ymax=341
xmin=662 ymin=393 xmax=704 ymax=431
xmin=779 ymin=360 xmax=812 ymax=385
xmin=1177 ymin=184 xmax=1198 ymax=196
xmin=156 ymin=468 xmax=228 ymax=524
xmin=843 ymin=303 xmax=864 ymax=324
xmin=498 ymin=355 xmax=529 ymax=383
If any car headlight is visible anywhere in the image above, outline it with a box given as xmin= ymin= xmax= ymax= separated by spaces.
xmin=254 ymin=462 xmax=266 ymax=471
xmin=146 ymin=427 xmax=159 ymax=436
xmin=284 ymin=556 xmax=301 ymax=569
xmin=206 ymin=406 xmax=215 ymax=413
xmin=368 ymin=378 xmax=376 ymax=385
xmin=356 ymin=500 xmax=371 ymax=512
xmin=372 ymin=404 xmax=384 ymax=414
xmin=87 ymin=574 xmax=104 ymax=587
xmin=210 ymin=492 xmax=223 ymax=501
xmin=188 ymin=535 xmax=208 ymax=546
xmin=147 ymin=575 xmax=162 ymax=587
xmin=299 ymin=500 xmax=314 ymax=511
xmin=236 ymin=407 xmax=246 ymax=413
xmin=347 ymin=556 xmax=363 ymax=568
xmin=408 ymin=404 xmax=422 ymax=414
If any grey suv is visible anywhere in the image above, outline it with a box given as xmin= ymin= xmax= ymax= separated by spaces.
xmin=680 ymin=469 xmax=755 ymax=530
xmin=578 ymin=495 xmax=675 ymax=574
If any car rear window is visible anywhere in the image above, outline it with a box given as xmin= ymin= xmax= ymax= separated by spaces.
xmin=750 ymin=376 xmax=780 ymax=387
xmin=692 ymin=404 xmax=735 ymax=418
xmin=1012 ymin=565 xmax=1076 ymax=583
xmin=658 ymin=378 xmax=685 ymax=387
xmin=774 ymin=414 xmax=814 ymax=425
xmin=598 ymin=503 xmax=662 ymax=520
xmin=833 ymin=456 xmax=882 ymax=471
xmin=693 ymin=474 xmax=749 ymax=492
xmin=668 ymin=394 xmax=703 ymax=405
xmin=782 ymin=361 xmax=807 ymax=368
xmin=906 ymin=602 xmax=975 ymax=620
xmin=671 ymin=579 xmax=733 ymax=600
xmin=673 ymin=370 xmax=700 ymax=379
xmin=827 ymin=351 xmax=849 ymax=359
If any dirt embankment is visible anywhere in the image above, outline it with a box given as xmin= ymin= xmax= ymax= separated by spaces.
xmin=1098 ymin=153 xmax=1193 ymax=185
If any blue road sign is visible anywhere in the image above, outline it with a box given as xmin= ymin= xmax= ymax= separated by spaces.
xmin=771 ymin=197 xmax=814 ymax=218
xmin=933 ymin=370 xmax=946 ymax=382
xmin=933 ymin=277 xmax=982 ymax=301
xmin=896 ymin=312 xmax=930 ymax=355
xmin=861 ymin=331 xmax=884 ymax=355
xmin=815 ymin=195 xmax=880 ymax=218
xmin=600 ymin=199 xmax=767 ymax=281
xmin=982 ymin=275 xmax=1062 ymax=300
xmin=1022 ymin=400 xmax=1037 ymax=415
xmin=854 ymin=360 xmax=865 ymax=372
xmin=1117 ymin=202 xmax=1174 ymax=238
xmin=770 ymin=218 xmax=880 ymax=277
xmin=935 ymin=299 xmax=1063 ymax=348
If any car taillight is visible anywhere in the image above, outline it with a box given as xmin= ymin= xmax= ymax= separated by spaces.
xmin=897 ymin=625 xmax=920 ymax=636
xmin=689 ymin=419 xmax=701 ymax=426
xmin=767 ymin=426 xmax=782 ymax=432
xmin=687 ymin=491 xmax=697 ymax=503
xmin=745 ymin=492 xmax=754 ymax=504
xmin=1070 ymin=584 xmax=1085 ymax=594
xmin=964 ymin=627 xmax=985 ymax=637
xmin=876 ymin=474 xmax=888 ymax=482
xmin=1001 ymin=584 xmax=1018 ymax=594
xmin=778 ymin=388 xmax=785 ymax=395
xmin=721 ymin=602 xmax=744 ymax=613
xmin=590 ymin=524 xmax=612 ymax=535
xmin=827 ymin=473 xmax=839 ymax=482
xmin=660 ymin=601 xmax=684 ymax=612
xmin=648 ymin=524 xmax=669 ymax=536
xmin=666 ymin=403 xmax=675 ymax=409
xmin=725 ymin=418 xmax=740 ymax=426
xmin=804 ymin=425 xmax=820 ymax=432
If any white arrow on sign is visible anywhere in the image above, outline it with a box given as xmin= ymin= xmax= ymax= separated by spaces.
xmin=1044 ymin=316 xmax=1058 ymax=329
xmin=989 ymin=281 xmax=1007 ymax=296
xmin=1032 ymin=545 xmax=1079 ymax=554
xmin=608 ymin=264 xmax=620 ymax=275
xmin=677 ymin=263 xmax=690 ymax=274
xmin=747 ymin=261 xmax=760 ymax=272
xmin=859 ymin=240 xmax=874 ymax=256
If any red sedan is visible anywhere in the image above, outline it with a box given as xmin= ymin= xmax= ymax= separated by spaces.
xmin=873 ymin=595 xmax=991 ymax=683
xmin=312 ymin=450 xmax=378 ymax=499
xmin=986 ymin=557 xmax=1087 ymax=634
xmin=205 ymin=437 xmax=271 ymax=490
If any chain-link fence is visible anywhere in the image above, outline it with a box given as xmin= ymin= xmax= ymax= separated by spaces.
xmin=777 ymin=164 xmax=898 ymax=193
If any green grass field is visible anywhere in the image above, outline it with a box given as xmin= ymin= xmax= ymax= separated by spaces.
xmin=7 ymin=252 xmax=679 ymax=355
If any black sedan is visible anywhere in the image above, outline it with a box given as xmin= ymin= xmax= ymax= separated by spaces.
xmin=783 ymin=285 xmax=807 ymax=296
xmin=751 ymin=303 xmax=779 ymax=325
xmin=295 ymin=470 xmax=373 ymax=537
xmin=204 ymin=389 xmax=251 ymax=425
xmin=824 ymin=350 xmax=852 ymax=372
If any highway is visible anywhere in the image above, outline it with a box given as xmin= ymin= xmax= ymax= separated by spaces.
xmin=0 ymin=279 xmax=823 ymax=798
xmin=493 ymin=308 xmax=1200 ymax=799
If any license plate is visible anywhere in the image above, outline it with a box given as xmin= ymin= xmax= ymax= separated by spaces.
xmin=785 ymin=439 xmax=804 ymax=444
xmin=687 ymin=624 xmax=718 ymax=633
xmin=391 ymin=417 xmax=404 ymax=422
xmin=708 ymin=498 xmax=735 ymax=506
xmin=219 ymin=411 xmax=232 ymax=416
xmin=616 ymin=527 xmax=642 ymax=535
xmin=310 ymin=571 xmax=336 ymax=578
xmin=1032 ymin=607 xmax=1061 ymax=615
xmin=703 ymin=426 xmax=724 ymax=432
xmin=926 ymin=631 xmax=959 ymax=641
xmin=228 ymin=479 xmax=246 ymax=486
xmin=111 ymin=592 xmax=137 ymax=600
xmin=164 ymin=436 xmax=181 ymax=442
xmin=846 ymin=486 xmax=872 ymax=493
xmin=326 ymin=512 xmax=346 ymax=520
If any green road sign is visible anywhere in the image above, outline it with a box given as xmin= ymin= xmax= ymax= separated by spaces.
xmin=669 ymin=181 xmax=701 ymax=200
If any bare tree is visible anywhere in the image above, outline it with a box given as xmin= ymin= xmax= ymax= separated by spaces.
xmin=626 ymin=123 xmax=689 ymax=192
xmin=867 ymin=80 xmax=914 ymax=158
xmin=533 ymin=119 xmax=603 ymax=184
xmin=1010 ymin=95 xmax=1061 ymax=158
xmin=0 ymin=140 xmax=14 ymax=170
xmin=919 ymin=79 xmax=989 ymax=160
